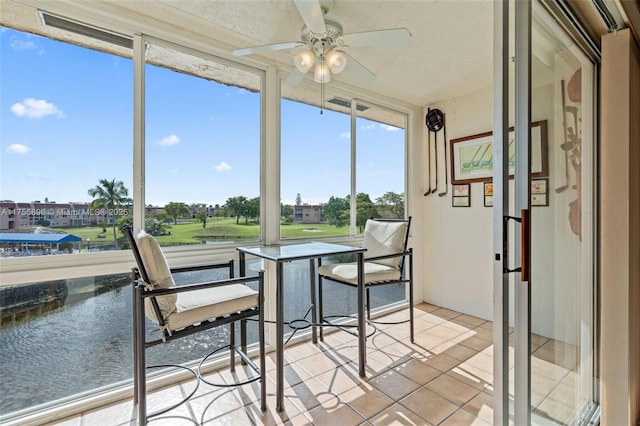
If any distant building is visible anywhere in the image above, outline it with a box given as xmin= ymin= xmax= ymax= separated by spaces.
xmin=0 ymin=201 xmax=114 ymax=230
xmin=293 ymin=204 xmax=326 ymax=224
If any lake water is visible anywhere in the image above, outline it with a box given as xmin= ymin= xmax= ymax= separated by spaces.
xmin=0 ymin=261 xmax=404 ymax=414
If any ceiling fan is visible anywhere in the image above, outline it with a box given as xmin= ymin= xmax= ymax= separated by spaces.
xmin=232 ymin=0 xmax=412 ymax=87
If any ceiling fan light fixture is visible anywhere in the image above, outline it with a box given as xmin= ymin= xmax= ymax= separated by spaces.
xmin=325 ymin=49 xmax=347 ymax=74
xmin=293 ymin=49 xmax=316 ymax=73
xmin=314 ymin=61 xmax=331 ymax=83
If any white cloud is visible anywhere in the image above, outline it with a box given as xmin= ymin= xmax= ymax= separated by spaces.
xmin=9 ymin=36 xmax=44 ymax=54
xmin=7 ymin=144 xmax=31 ymax=154
xmin=159 ymin=134 xmax=180 ymax=146
xmin=340 ymin=132 xmax=351 ymax=139
xmin=10 ymin=98 xmax=64 ymax=119
xmin=214 ymin=162 xmax=232 ymax=172
xmin=379 ymin=124 xmax=400 ymax=131
xmin=360 ymin=124 xmax=376 ymax=130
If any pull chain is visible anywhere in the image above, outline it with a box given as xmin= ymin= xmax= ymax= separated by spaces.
xmin=320 ymin=42 xmax=325 ymax=115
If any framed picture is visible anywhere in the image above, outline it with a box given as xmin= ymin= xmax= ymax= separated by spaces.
xmin=531 ymin=177 xmax=549 ymax=206
xmin=452 ymin=184 xmax=470 ymax=207
xmin=484 ymin=182 xmax=493 ymax=207
xmin=450 ymin=120 xmax=548 ymax=184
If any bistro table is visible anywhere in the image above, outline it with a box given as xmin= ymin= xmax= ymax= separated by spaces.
xmin=237 ymin=242 xmax=367 ymax=412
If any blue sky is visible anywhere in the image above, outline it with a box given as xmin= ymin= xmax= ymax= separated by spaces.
xmin=1 ymin=26 xmax=404 ymax=207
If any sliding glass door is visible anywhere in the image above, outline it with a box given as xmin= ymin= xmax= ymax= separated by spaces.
xmin=493 ymin=1 xmax=598 ymax=424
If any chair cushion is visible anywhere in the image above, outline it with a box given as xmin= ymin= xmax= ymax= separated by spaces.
xmin=318 ymin=261 xmax=401 ymax=285
xmin=166 ymin=284 xmax=259 ymax=331
xmin=136 ymin=230 xmax=177 ymax=322
xmin=362 ymin=220 xmax=407 ymax=267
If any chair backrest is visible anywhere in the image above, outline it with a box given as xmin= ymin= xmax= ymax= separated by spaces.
xmin=123 ymin=225 xmax=177 ymax=323
xmin=362 ymin=217 xmax=411 ymax=269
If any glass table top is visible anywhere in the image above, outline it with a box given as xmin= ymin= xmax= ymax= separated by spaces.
xmin=236 ymin=241 xmax=365 ymax=262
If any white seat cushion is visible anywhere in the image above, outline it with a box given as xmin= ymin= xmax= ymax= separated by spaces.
xmin=318 ymin=261 xmax=401 ymax=285
xmin=166 ymin=284 xmax=259 ymax=332
xmin=135 ymin=230 xmax=177 ymax=322
xmin=362 ymin=220 xmax=407 ymax=267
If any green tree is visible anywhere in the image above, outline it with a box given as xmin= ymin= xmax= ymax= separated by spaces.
xmin=246 ymin=197 xmax=260 ymax=223
xmin=88 ymin=178 xmax=131 ymax=246
xmin=195 ymin=209 xmax=208 ymax=228
xmin=323 ymin=195 xmax=350 ymax=227
xmin=281 ymin=203 xmax=293 ymax=223
xmin=295 ymin=193 xmax=302 ymax=206
xmin=376 ymin=191 xmax=405 ymax=218
xmin=356 ymin=193 xmax=378 ymax=232
xmin=226 ymin=196 xmax=248 ymax=224
xmin=164 ymin=202 xmax=189 ymax=224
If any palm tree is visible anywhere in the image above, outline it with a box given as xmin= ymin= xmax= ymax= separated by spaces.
xmin=88 ymin=178 xmax=131 ymax=247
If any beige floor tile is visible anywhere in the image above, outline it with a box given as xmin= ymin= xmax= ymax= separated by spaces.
xmin=452 ymin=314 xmax=488 ymax=328
xmin=306 ymin=402 xmax=365 ymax=426
xmin=462 ymin=391 xmax=494 ymax=424
xmin=369 ymin=403 xmax=435 ymax=425
xmin=315 ymin=364 xmax=364 ymax=395
xmin=368 ymin=369 xmax=421 ymax=401
xmin=189 ymin=388 xmax=245 ymax=423
xmin=340 ymin=383 xmax=395 ymax=419
xmin=462 ymin=352 xmax=493 ymax=374
xmin=449 ymin=365 xmax=492 ymax=391
xmin=459 ymin=334 xmax=493 ymax=352
xmin=433 ymin=341 xmax=479 ymax=361
xmin=295 ymin=350 xmax=344 ymax=376
xmin=425 ymin=373 xmax=481 ymax=406
xmin=286 ymin=377 xmax=339 ymax=412
xmin=393 ymin=357 xmax=442 ymax=385
xmin=432 ymin=308 xmax=463 ymax=320
xmin=534 ymin=397 xmax=576 ymax=425
xmin=439 ymin=408 xmax=492 ymax=426
xmin=424 ymin=352 xmax=463 ymax=373
xmin=428 ymin=324 xmax=468 ymax=340
xmin=400 ymin=387 xmax=458 ymax=425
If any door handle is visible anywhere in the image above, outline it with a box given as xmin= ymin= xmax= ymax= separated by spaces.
xmin=520 ymin=209 xmax=530 ymax=282
xmin=503 ymin=208 xmax=530 ymax=282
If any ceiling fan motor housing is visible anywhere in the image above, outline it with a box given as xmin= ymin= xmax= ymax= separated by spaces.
xmin=302 ymin=20 xmax=343 ymax=48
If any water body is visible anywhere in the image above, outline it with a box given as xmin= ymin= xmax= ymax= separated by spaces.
xmin=0 ymin=261 xmax=404 ymax=414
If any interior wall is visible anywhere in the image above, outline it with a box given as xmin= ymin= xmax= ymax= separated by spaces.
xmin=600 ymin=28 xmax=640 ymax=426
xmin=421 ymin=81 xmax=577 ymax=342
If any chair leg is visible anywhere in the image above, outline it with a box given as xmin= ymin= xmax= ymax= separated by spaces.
xmin=366 ymin=287 xmax=371 ymax=320
xmin=318 ymin=275 xmax=324 ymax=341
xmin=134 ymin=284 xmax=147 ymax=425
xmin=409 ymin=251 xmax=415 ymax=343
xmin=241 ymin=319 xmax=247 ymax=365
xmin=229 ymin=322 xmax=236 ymax=373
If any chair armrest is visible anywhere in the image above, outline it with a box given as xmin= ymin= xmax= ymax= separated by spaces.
xmin=141 ymin=274 xmax=261 ymax=298
xmin=365 ymin=249 xmax=412 ymax=263
xmin=169 ymin=259 xmax=234 ymax=274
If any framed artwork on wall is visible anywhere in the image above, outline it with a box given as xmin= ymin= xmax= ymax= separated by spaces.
xmin=450 ymin=120 xmax=549 ymax=184
xmin=452 ymin=183 xmax=470 ymax=207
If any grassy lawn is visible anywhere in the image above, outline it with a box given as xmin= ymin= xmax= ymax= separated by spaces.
xmin=61 ymin=217 xmax=350 ymax=246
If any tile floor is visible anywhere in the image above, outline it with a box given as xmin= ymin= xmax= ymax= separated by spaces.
xmin=51 ymin=303 xmax=579 ymax=425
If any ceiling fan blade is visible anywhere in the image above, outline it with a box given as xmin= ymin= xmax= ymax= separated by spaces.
xmin=341 ymin=28 xmax=412 ymax=48
xmin=341 ymin=52 xmax=376 ymax=85
xmin=284 ymin=68 xmax=306 ymax=86
xmin=233 ymin=41 xmax=305 ymax=56
xmin=294 ymin=0 xmax=326 ymax=34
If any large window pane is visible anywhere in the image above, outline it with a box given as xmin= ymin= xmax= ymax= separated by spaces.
xmin=355 ymin=102 xmax=406 ymax=231
xmin=280 ymin=94 xmax=351 ymax=239
xmin=144 ymin=41 xmax=261 ymax=246
xmin=0 ymin=27 xmax=132 ymax=255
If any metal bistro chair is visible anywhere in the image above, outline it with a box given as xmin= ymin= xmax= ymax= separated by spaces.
xmin=123 ymin=225 xmax=266 ymax=424
xmin=317 ymin=217 xmax=414 ymax=343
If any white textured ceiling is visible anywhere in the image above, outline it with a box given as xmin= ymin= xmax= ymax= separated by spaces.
xmin=3 ymin=0 xmax=495 ymax=107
